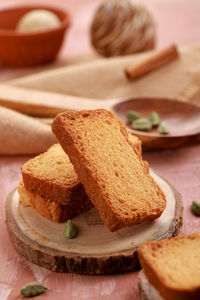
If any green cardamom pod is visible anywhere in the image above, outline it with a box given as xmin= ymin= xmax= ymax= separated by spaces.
xmin=64 ymin=220 xmax=78 ymax=239
xmin=158 ymin=121 xmax=169 ymax=134
xmin=191 ymin=201 xmax=200 ymax=215
xmin=131 ymin=118 xmax=152 ymax=131
xmin=20 ymin=282 xmax=47 ymax=297
xmin=149 ymin=111 xmax=160 ymax=126
xmin=126 ymin=110 xmax=142 ymax=123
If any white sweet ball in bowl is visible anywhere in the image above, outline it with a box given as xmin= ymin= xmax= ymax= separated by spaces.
xmin=16 ymin=9 xmax=61 ymax=33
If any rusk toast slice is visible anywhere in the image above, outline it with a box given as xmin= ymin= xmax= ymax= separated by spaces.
xmin=21 ymin=143 xmax=92 ymax=218
xmin=18 ymin=180 xmax=80 ymax=222
xmin=21 ymin=143 xmax=84 ymax=205
xmin=52 ymin=109 xmax=166 ymax=231
xmin=138 ymin=233 xmax=200 ymax=300
xmin=20 ymin=136 xmax=141 ymax=222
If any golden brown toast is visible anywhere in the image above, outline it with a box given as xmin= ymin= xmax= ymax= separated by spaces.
xmin=21 ymin=143 xmax=89 ymax=205
xmin=18 ymin=180 xmax=90 ymax=222
xmin=138 ymin=233 xmax=200 ymax=300
xmin=52 ymin=109 xmax=166 ymax=231
xmin=20 ymin=135 xmax=141 ymax=222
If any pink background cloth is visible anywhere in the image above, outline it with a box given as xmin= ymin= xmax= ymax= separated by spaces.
xmin=0 ymin=0 xmax=200 ymax=299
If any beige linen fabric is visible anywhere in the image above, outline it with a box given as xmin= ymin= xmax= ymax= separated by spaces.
xmin=1 ymin=43 xmax=200 ymax=155
xmin=0 ymin=106 xmax=56 ymax=155
xmin=9 ymin=43 xmax=200 ymax=101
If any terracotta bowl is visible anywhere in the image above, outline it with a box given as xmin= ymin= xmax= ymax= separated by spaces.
xmin=0 ymin=5 xmax=70 ymax=67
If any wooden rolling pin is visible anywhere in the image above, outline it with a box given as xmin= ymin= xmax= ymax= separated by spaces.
xmin=0 ymin=84 xmax=118 ymax=117
xmin=125 ymin=44 xmax=179 ymax=80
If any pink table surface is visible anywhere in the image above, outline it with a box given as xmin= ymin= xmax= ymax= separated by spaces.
xmin=0 ymin=0 xmax=200 ymax=299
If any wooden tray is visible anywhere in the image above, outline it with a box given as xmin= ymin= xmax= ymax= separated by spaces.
xmin=6 ymin=170 xmax=183 ymax=275
xmin=139 ymin=271 xmax=163 ymax=300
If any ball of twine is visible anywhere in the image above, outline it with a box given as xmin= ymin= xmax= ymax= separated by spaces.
xmin=90 ymin=0 xmax=156 ymax=57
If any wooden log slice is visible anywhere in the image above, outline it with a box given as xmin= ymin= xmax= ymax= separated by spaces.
xmin=5 ymin=170 xmax=183 ymax=275
xmin=138 ymin=270 xmax=164 ymax=300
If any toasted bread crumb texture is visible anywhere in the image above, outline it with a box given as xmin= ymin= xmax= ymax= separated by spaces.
xmin=138 ymin=233 xmax=200 ymax=300
xmin=52 ymin=109 xmax=166 ymax=231
xmin=21 ymin=134 xmax=141 ymax=205
xmin=128 ymin=134 xmax=142 ymax=154
xmin=18 ymin=180 xmax=31 ymax=207
xmin=21 ymin=143 xmax=84 ymax=204
xmin=20 ymin=134 xmax=141 ymax=221
xmin=18 ymin=180 xmax=92 ymax=222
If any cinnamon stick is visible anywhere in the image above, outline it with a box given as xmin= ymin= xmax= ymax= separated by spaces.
xmin=125 ymin=44 xmax=179 ymax=80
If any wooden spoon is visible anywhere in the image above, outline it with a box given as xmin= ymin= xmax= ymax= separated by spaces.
xmin=0 ymin=84 xmax=118 ymax=117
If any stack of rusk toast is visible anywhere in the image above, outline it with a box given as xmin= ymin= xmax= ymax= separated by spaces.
xmin=19 ymin=109 xmax=166 ymax=231
xmin=18 ymin=109 xmax=200 ymax=299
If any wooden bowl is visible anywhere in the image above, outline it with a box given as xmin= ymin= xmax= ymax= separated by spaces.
xmin=115 ymin=97 xmax=200 ymax=150
xmin=0 ymin=5 xmax=70 ymax=67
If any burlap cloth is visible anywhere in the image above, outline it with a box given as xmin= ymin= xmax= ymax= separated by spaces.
xmin=1 ymin=42 xmax=200 ymax=155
